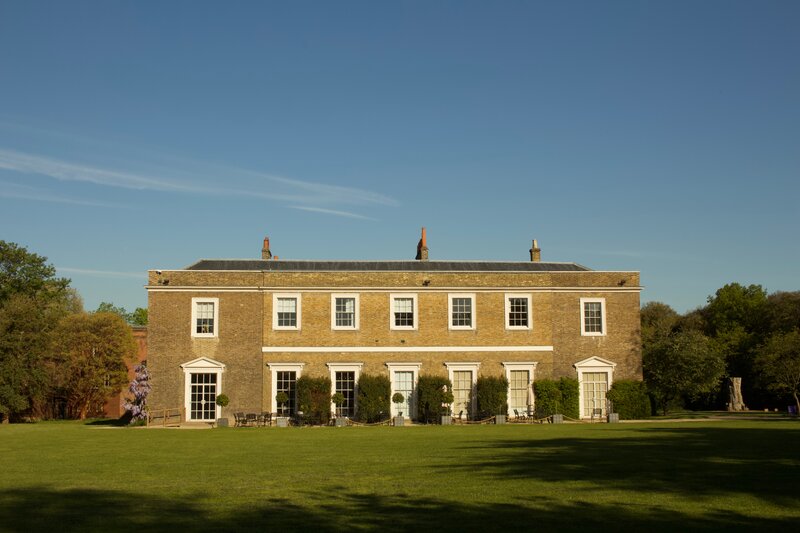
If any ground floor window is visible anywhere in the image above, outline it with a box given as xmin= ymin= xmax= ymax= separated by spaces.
xmin=190 ymin=373 xmax=217 ymax=421
xmin=393 ymin=371 xmax=413 ymax=416
xmin=276 ymin=371 xmax=297 ymax=415
xmin=509 ymin=370 xmax=529 ymax=413
xmin=452 ymin=370 xmax=473 ymax=419
xmin=582 ymin=372 xmax=608 ymax=418
xmin=335 ymin=371 xmax=356 ymax=417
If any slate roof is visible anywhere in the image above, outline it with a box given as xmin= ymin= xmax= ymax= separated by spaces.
xmin=184 ymin=259 xmax=591 ymax=272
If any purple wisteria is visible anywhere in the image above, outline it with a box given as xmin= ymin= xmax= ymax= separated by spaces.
xmin=124 ymin=364 xmax=151 ymax=422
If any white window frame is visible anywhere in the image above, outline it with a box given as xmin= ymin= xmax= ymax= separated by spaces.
xmin=448 ymin=293 xmax=476 ymax=331
xmin=191 ymin=297 xmax=219 ymax=338
xmin=386 ymin=363 xmax=422 ymax=419
xmin=330 ymin=293 xmax=360 ymax=330
xmin=181 ymin=357 xmax=226 ymax=422
xmin=504 ymin=293 xmax=532 ymax=330
xmin=327 ymin=363 xmax=363 ymax=417
xmin=502 ymin=362 xmax=538 ymax=417
xmin=574 ymin=356 xmax=616 ymax=419
xmin=273 ymin=293 xmax=301 ymax=331
xmin=580 ymin=297 xmax=607 ymax=336
xmin=444 ymin=362 xmax=480 ymax=419
xmin=389 ymin=293 xmax=418 ymax=331
xmin=267 ymin=363 xmax=305 ymax=414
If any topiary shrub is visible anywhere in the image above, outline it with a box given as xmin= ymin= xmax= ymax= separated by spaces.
xmin=558 ymin=377 xmax=580 ymax=419
xmin=607 ymin=380 xmax=651 ymax=419
xmin=533 ymin=379 xmax=562 ymax=417
xmin=476 ymin=375 xmax=509 ymax=418
xmin=416 ymin=375 xmax=453 ymax=423
xmin=356 ymin=373 xmax=391 ymax=422
xmin=215 ymin=394 xmax=229 ymax=408
xmin=296 ymin=375 xmax=331 ymax=425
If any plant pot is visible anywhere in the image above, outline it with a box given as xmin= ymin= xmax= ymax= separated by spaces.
xmin=334 ymin=418 xmax=347 ymax=427
xmin=495 ymin=414 xmax=506 ymax=425
xmin=440 ymin=415 xmax=452 ymax=425
xmin=216 ymin=417 xmax=229 ymax=428
xmin=393 ymin=416 xmax=404 ymax=427
xmin=607 ymin=413 xmax=619 ymax=423
xmin=276 ymin=417 xmax=289 ymax=427
xmin=551 ymin=414 xmax=564 ymax=424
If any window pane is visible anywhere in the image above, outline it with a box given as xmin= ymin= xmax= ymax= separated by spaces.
xmin=277 ymin=298 xmax=297 ymax=327
xmin=276 ymin=371 xmax=297 ymax=415
xmin=509 ymin=370 xmax=529 ymax=412
xmin=452 ymin=297 xmax=472 ymax=327
xmin=196 ymin=302 xmax=215 ymax=334
xmin=508 ymin=298 xmax=528 ymax=327
xmin=452 ymin=371 xmax=472 ymax=419
xmin=582 ymin=372 xmax=608 ymax=417
xmin=190 ymin=372 xmax=217 ymax=420
xmin=335 ymin=371 xmax=356 ymax=417
xmin=584 ymin=302 xmax=603 ymax=333
xmin=394 ymin=371 xmax=413 ymax=416
xmin=335 ymin=297 xmax=355 ymax=327
xmin=394 ymin=298 xmax=414 ymax=327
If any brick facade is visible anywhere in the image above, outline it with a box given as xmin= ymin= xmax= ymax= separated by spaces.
xmin=147 ymin=238 xmax=641 ymax=421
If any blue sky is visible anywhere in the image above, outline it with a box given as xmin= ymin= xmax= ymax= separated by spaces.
xmin=1 ymin=1 xmax=798 ymax=314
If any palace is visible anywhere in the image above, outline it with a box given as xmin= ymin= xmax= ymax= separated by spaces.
xmin=146 ymin=230 xmax=642 ymax=422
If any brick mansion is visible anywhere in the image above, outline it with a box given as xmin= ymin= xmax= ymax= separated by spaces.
xmin=147 ymin=230 xmax=642 ymax=422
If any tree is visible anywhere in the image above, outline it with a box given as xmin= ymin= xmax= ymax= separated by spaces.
xmin=643 ymin=330 xmax=725 ymax=414
xmin=123 ymin=363 xmax=151 ymax=423
xmin=755 ymin=330 xmax=800 ymax=413
xmin=51 ymin=312 xmax=137 ymax=419
xmin=0 ymin=240 xmax=70 ymax=304
xmin=95 ymin=302 xmax=148 ymax=326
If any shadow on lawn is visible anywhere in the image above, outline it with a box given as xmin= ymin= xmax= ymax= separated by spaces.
xmin=0 ymin=486 xmax=797 ymax=533
xmin=446 ymin=425 xmax=800 ymax=504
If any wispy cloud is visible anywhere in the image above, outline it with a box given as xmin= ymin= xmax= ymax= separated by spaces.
xmin=287 ymin=205 xmax=375 ymax=220
xmin=0 ymin=180 xmax=123 ymax=208
xmin=56 ymin=267 xmax=148 ymax=279
xmin=0 ymin=147 xmax=398 ymax=218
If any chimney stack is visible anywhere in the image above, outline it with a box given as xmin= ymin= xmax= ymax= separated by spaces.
xmin=529 ymin=239 xmax=541 ymax=262
xmin=415 ymin=227 xmax=429 ymax=261
xmin=261 ymin=237 xmax=272 ymax=260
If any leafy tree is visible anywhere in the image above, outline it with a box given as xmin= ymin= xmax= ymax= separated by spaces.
xmin=296 ymin=375 xmax=332 ymax=425
xmin=416 ymin=375 xmax=453 ymax=423
xmin=356 ymin=373 xmax=390 ymax=423
xmin=755 ymin=330 xmax=800 ymax=413
xmin=643 ymin=330 xmax=725 ymax=414
xmin=476 ymin=375 xmax=509 ymax=418
xmin=641 ymin=302 xmax=679 ymax=346
xmin=95 ymin=302 xmax=148 ymax=326
xmin=0 ymin=240 xmax=70 ymax=304
xmin=51 ymin=312 xmax=137 ymax=419
xmin=764 ymin=292 xmax=800 ymax=334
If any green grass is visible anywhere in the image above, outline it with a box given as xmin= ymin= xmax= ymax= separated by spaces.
xmin=1 ymin=420 xmax=799 ymax=532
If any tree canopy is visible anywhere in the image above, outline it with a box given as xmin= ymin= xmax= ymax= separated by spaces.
xmin=0 ymin=240 xmax=70 ymax=303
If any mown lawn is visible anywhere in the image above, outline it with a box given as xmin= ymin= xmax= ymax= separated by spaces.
xmin=1 ymin=420 xmax=799 ymax=532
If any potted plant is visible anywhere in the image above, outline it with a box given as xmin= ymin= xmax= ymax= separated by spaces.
xmin=440 ymin=388 xmax=455 ymax=425
xmin=275 ymin=391 xmax=290 ymax=427
xmin=215 ymin=394 xmax=230 ymax=427
xmin=331 ymin=392 xmax=347 ymax=427
xmin=392 ymin=392 xmax=405 ymax=426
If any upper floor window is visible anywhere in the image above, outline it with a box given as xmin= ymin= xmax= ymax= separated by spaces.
xmin=273 ymin=293 xmax=301 ymax=330
xmin=191 ymin=297 xmax=219 ymax=338
xmin=505 ymin=294 xmax=532 ymax=330
xmin=448 ymin=293 xmax=476 ymax=330
xmin=331 ymin=293 xmax=359 ymax=330
xmin=580 ymin=298 xmax=606 ymax=336
xmin=390 ymin=293 xmax=418 ymax=330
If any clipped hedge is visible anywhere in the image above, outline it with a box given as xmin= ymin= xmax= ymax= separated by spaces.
xmin=476 ymin=375 xmax=509 ymax=418
xmin=558 ymin=377 xmax=580 ymax=419
xmin=416 ymin=375 xmax=453 ymax=423
xmin=296 ymin=375 xmax=331 ymax=425
xmin=533 ymin=379 xmax=561 ymax=417
xmin=356 ymin=373 xmax=391 ymax=423
xmin=534 ymin=377 xmax=579 ymax=419
xmin=607 ymin=380 xmax=651 ymax=420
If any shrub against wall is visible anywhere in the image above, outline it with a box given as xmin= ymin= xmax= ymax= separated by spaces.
xmin=476 ymin=375 xmax=509 ymax=418
xmin=558 ymin=377 xmax=580 ymax=419
xmin=607 ymin=380 xmax=651 ymax=419
xmin=296 ymin=375 xmax=331 ymax=425
xmin=416 ymin=375 xmax=453 ymax=423
xmin=533 ymin=379 xmax=561 ymax=417
xmin=356 ymin=373 xmax=391 ymax=423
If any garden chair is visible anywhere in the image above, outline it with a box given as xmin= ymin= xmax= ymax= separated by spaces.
xmin=246 ymin=413 xmax=258 ymax=426
xmin=514 ymin=409 xmax=527 ymax=422
xmin=455 ymin=410 xmax=465 ymax=423
xmin=259 ymin=412 xmax=272 ymax=427
xmin=234 ymin=412 xmax=246 ymax=427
